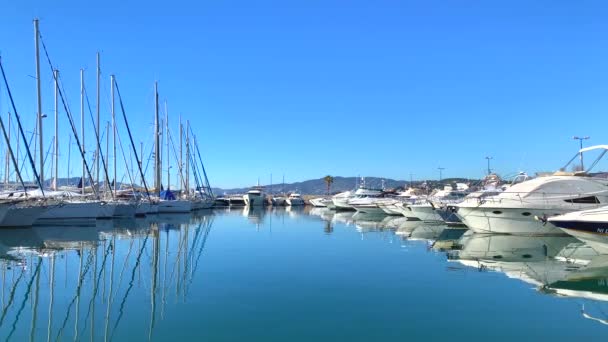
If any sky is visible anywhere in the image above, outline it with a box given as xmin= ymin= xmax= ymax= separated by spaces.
xmin=1 ymin=0 xmax=608 ymax=189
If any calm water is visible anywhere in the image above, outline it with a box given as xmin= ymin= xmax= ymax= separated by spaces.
xmin=0 ymin=207 xmax=607 ymax=341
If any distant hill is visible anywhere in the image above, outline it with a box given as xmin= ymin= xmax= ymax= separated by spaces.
xmin=212 ymin=176 xmax=478 ymax=196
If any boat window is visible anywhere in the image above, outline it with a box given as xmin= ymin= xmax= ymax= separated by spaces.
xmin=563 ymin=196 xmax=600 ymax=204
xmin=492 ymin=210 xmax=502 ymax=215
xmin=521 ymin=212 xmax=531 ymax=216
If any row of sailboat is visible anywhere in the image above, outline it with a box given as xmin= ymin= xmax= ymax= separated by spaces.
xmin=0 ymin=19 xmax=215 ymax=227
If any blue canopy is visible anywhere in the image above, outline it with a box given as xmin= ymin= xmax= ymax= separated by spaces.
xmin=160 ymin=190 xmax=176 ymax=200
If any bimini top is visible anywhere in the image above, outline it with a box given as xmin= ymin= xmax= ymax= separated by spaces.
xmin=160 ymin=190 xmax=176 ymax=200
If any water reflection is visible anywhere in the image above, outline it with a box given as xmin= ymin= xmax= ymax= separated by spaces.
xmin=1 ymin=208 xmax=608 ymax=340
xmin=0 ymin=213 xmax=214 ymax=341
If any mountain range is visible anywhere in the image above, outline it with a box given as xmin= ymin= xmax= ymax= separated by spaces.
xmin=212 ymin=176 xmax=476 ymax=196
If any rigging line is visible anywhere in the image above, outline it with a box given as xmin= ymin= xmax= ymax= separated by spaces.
xmin=186 ymin=143 xmax=204 ymax=197
xmin=113 ymin=79 xmax=151 ymax=199
xmin=53 ymin=249 xmax=95 ymax=342
xmin=0 ymin=58 xmax=44 ymax=194
xmin=79 ymin=240 xmax=112 ymax=338
xmin=166 ymin=127 xmax=186 ymax=192
xmin=115 ymin=124 xmax=137 ymax=197
xmin=0 ymin=114 xmax=27 ymax=193
xmin=109 ymin=233 xmax=150 ymax=340
xmin=189 ymin=127 xmax=213 ymax=197
xmin=0 ymin=266 xmax=26 ymax=327
xmin=187 ymin=222 xmax=212 ymax=295
xmin=38 ymin=34 xmax=98 ymax=198
xmin=5 ymin=259 xmax=42 ymax=341
xmin=112 ymin=240 xmax=135 ymax=303
xmin=83 ymin=85 xmax=113 ymax=192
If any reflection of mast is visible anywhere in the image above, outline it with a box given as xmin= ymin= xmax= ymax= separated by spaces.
xmin=74 ymin=244 xmax=84 ymax=341
xmin=30 ymin=256 xmax=41 ymax=342
xmin=149 ymin=225 xmax=159 ymax=341
xmin=104 ymin=237 xmax=116 ymax=342
xmin=47 ymin=255 xmax=55 ymax=342
xmin=6 ymin=259 xmax=41 ymax=340
xmin=161 ymin=227 xmax=168 ymax=319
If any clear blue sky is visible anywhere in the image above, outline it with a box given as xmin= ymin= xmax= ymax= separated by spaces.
xmin=1 ymin=0 xmax=608 ymax=189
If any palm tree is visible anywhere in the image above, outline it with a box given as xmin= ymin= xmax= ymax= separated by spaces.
xmin=323 ymin=175 xmax=334 ymax=195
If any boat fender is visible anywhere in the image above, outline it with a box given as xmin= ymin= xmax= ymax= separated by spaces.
xmin=534 ymin=214 xmax=548 ymax=226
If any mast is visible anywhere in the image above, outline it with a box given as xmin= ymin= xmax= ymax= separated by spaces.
xmin=165 ymin=101 xmax=169 ymax=191
xmin=4 ymin=113 xmax=9 ymax=187
xmin=34 ymin=18 xmax=44 ymax=186
xmin=53 ymin=69 xmax=58 ymax=191
xmin=105 ymin=122 xmax=109 ymax=194
xmin=111 ymin=75 xmax=116 ymax=196
xmin=96 ymin=52 xmax=100 ymax=191
xmin=179 ymin=115 xmax=183 ymax=193
xmin=81 ymin=68 xmax=85 ymax=195
xmin=185 ymin=121 xmax=189 ymax=193
xmin=154 ymin=82 xmax=160 ymax=195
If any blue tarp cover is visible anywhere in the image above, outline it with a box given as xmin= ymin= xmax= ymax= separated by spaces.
xmin=160 ymin=190 xmax=176 ymax=200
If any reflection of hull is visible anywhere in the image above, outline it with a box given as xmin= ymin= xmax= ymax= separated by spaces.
xmin=332 ymin=212 xmax=355 ymax=226
xmin=456 ymin=206 xmax=565 ymax=235
xmin=409 ymin=224 xmax=447 ymax=241
xmin=352 ymin=204 xmax=386 ymax=215
xmin=309 ymin=198 xmax=328 ymax=207
xmin=458 ymin=234 xmax=576 ymax=261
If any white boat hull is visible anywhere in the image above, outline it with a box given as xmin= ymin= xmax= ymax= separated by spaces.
xmin=0 ymin=203 xmax=47 ymax=227
xmin=455 ymin=206 xmax=566 ymax=235
xmin=407 ymin=204 xmax=444 ymax=222
xmin=244 ymin=194 xmax=266 ymax=207
xmin=36 ymin=201 xmax=104 ymax=224
xmin=158 ymin=200 xmax=192 ymax=213
xmin=286 ymin=198 xmax=305 ymax=206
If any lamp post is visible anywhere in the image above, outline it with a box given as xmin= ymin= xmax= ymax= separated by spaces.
xmin=573 ymin=136 xmax=590 ymax=170
xmin=485 ymin=156 xmax=493 ymax=175
xmin=438 ymin=167 xmax=445 ymax=182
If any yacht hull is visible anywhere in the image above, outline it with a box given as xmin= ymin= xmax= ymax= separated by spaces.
xmin=158 ymin=200 xmax=192 ymax=213
xmin=35 ymin=201 xmax=103 ymax=224
xmin=407 ymin=204 xmax=444 ymax=222
xmin=0 ymin=204 xmax=47 ymax=227
xmin=286 ymin=198 xmax=305 ymax=206
xmin=244 ymin=194 xmax=266 ymax=207
xmin=455 ymin=206 xmax=566 ymax=235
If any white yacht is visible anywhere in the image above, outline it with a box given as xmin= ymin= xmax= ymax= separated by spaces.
xmin=408 ymin=184 xmax=469 ymax=222
xmin=244 ymin=186 xmax=266 ymax=207
xmin=157 ymin=190 xmax=192 ymax=213
xmin=309 ymin=197 xmax=330 ymax=207
xmin=334 ymin=188 xmax=383 ymax=211
xmin=286 ymin=193 xmax=305 ymax=206
xmin=455 ymin=147 xmax=608 ymax=235
xmin=548 ymin=207 xmax=608 ymax=254
xmin=272 ymin=196 xmax=287 ymax=206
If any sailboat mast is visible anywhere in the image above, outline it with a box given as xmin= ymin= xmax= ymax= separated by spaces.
xmin=185 ymin=121 xmax=189 ymax=193
xmin=34 ymin=18 xmax=44 ymax=186
xmin=111 ymin=75 xmax=116 ymax=195
xmin=96 ymin=52 xmax=100 ymax=190
xmin=53 ymin=69 xmax=58 ymax=191
xmin=154 ymin=82 xmax=160 ymax=194
xmin=165 ymin=101 xmax=169 ymax=190
xmin=81 ymin=68 xmax=85 ymax=195
xmin=179 ymin=115 xmax=183 ymax=193
xmin=4 ymin=113 xmax=9 ymax=187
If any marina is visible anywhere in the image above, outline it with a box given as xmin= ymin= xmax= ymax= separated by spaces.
xmin=1 ymin=2 xmax=608 ymax=340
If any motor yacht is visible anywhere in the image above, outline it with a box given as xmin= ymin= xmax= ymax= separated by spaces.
xmin=286 ymin=193 xmax=305 ymax=206
xmin=455 ymin=148 xmax=608 ymax=235
xmin=243 ymin=186 xmax=266 ymax=207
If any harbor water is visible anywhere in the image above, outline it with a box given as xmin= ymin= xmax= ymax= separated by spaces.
xmin=0 ymin=207 xmax=606 ymax=341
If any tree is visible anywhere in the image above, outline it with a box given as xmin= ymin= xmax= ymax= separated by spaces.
xmin=323 ymin=175 xmax=334 ymax=195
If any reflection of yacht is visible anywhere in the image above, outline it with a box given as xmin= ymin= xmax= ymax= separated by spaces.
xmin=243 ymin=206 xmax=266 ymax=225
xmin=456 ymin=146 xmax=608 ymax=234
xmin=409 ymin=224 xmax=448 ymax=241
xmin=332 ymin=211 xmax=355 ymax=226
xmin=395 ymin=219 xmax=423 ymax=237
xmin=352 ymin=212 xmax=386 ymax=232
xmin=548 ymin=207 xmax=608 ymax=254
xmin=244 ymin=186 xmax=266 ymax=207
xmin=286 ymin=193 xmax=305 ymax=206
xmin=548 ymin=255 xmax=608 ymax=302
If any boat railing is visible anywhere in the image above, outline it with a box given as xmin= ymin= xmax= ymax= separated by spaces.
xmin=460 ymin=189 xmax=608 ymax=207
